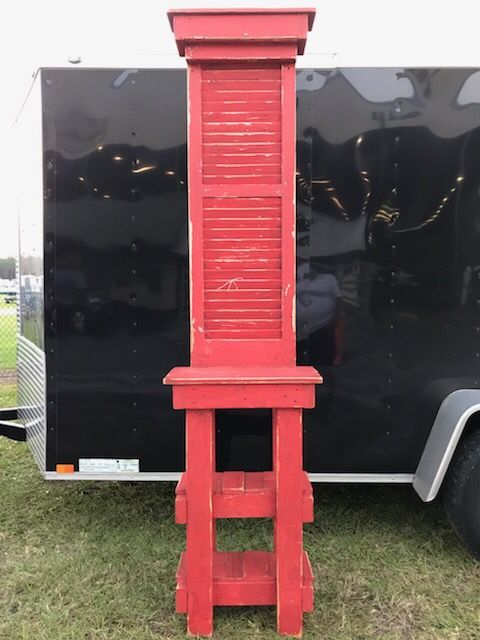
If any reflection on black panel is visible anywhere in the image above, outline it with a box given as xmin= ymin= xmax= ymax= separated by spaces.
xmin=43 ymin=69 xmax=189 ymax=471
xmin=297 ymin=68 xmax=480 ymax=472
xmin=43 ymin=68 xmax=480 ymax=474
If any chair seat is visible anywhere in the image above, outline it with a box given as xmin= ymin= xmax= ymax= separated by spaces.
xmin=164 ymin=365 xmax=322 ymax=385
xmin=164 ymin=366 xmax=322 ymax=410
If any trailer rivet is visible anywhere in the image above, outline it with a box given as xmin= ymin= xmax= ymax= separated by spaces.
xmin=130 ymin=187 xmax=141 ymax=201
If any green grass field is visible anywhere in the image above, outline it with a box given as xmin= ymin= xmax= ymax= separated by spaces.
xmin=0 ymin=375 xmax=479 ymax=640
xmin=0 ymin=309 xmax=16 ymax=371
xmin=0 ymin=293 xmax=17 ymax=309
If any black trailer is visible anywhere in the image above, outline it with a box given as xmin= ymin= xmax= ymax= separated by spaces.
xmin=11 ymin=66 xmax=480 ymax=555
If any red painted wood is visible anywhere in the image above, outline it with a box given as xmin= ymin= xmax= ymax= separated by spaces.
xmin=274 ymin=408 xmax=305 ymax=636
xmin=185 ymin=409 xmax=215 ymax=637
xmin=191 ymin=54 xmax=293 ymax=364
xmin=205 ymin=195 xmax=281 ymax=208
xmin=165 ymin=366 xmax=322 ymax=385
xmin=165 ymin=366 xmax=322 ymax=408
xmin=176 ymin=550 xmax=313 ymax=610
xmin=202 ymin=185 xmax=283 ymax=200
xmin=203 ymin=300 xmax=282 ymax=315
xmin=176 ymin=471 xmax=313 ymax=523
xmin=172 ymin=384 xmax=315 ymax=410
xmin=202 ymin=287 xmax=281 ymax=299
xmin=280 ymin=62 xmax=297 ymax=365
xmin=166 ymin=9 xmax=317 ymax=636
xmin=168 ymin=11 xmax=311 ymax=47
xmin=185 ymin=42 xmax=299 ymax=62
xmin=203 ymin=66 xmax=281 ymax=79
xmin=204 ymin=114 xmax=282 ymax=125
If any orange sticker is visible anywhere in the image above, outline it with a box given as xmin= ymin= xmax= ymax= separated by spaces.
xmin=56 ymin=464 xmax=74 ymax=473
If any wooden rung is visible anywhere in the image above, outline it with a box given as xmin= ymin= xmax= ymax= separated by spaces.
xmin=221 ymin=470 xmax=246 ymax=492
xmin=175 ymin=471 xmax=313 ymax=522
xmin=176 ymin=550 xmax=313 ymax=611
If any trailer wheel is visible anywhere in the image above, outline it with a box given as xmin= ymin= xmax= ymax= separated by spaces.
xmin=443 ymin=429 xmax=480 ymax=559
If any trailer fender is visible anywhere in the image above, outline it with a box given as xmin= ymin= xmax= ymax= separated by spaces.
xmin=413 ymin=389 xmax=480 ymax=502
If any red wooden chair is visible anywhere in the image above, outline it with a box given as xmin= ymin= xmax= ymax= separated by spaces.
xmin=164 ymin=9 xmax=320 ymax=636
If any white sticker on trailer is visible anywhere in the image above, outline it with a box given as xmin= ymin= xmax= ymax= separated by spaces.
xmin=78 ymin=458 xmax=139 ymax=473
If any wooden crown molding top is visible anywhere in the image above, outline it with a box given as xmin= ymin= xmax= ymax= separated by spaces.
xmin=168 ymin=8 xmax=316 ymax=57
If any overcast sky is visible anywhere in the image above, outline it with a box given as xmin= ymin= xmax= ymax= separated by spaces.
xmin=0 ymin=0 xmax=478 ymax=258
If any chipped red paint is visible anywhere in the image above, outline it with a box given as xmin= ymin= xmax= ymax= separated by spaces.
xmin=164 ymin=8 xmax=318 ymax=637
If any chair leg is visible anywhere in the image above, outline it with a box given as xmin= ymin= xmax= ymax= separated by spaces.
xmin=185 ymin=409 xmax=215 ymax=637
xmin=273 ymin=408 xmax=304 ymax=637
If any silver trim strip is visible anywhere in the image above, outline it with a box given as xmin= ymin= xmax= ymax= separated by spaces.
xmin=413 ymin=389 xmax=480 ymax=502
xmin=309 ymin=473 xmax=414 ymax=483
xmin=18 ymin=335 xmax=46 ymax=472
xmin=44 ymin=471 xmax=414 ymax=483
xmin=44 ymin=472 xmax=182 ymax=481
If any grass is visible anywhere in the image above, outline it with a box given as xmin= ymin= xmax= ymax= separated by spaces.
xmin=0 ymin=298 xmax=16 ymax=310
xmin=1 ymin=391 xmax=480 ymax=640
xmin=0 ymin=383 xmax=16 ymax=408
xmin=0 ymin=313 xmax=16 ymax=371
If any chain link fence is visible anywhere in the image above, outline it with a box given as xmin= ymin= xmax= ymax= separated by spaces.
xmin=0 ymin=287 xmax=17 ymax=407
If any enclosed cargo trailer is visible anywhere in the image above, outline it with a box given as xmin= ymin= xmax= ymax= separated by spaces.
xmin=10 ymin=64 xmax=480 ymax=553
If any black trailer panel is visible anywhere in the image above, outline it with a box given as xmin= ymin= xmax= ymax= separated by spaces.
xmin=19 ymin=67 xmax=480 ymax=475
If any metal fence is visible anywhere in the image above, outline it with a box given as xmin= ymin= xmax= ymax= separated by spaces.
xmin=0 ymin=288 xmax=17 ymax=407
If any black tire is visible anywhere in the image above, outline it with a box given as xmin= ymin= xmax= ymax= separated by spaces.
xmin=443 ymin=429 xmax=480 ymax=559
